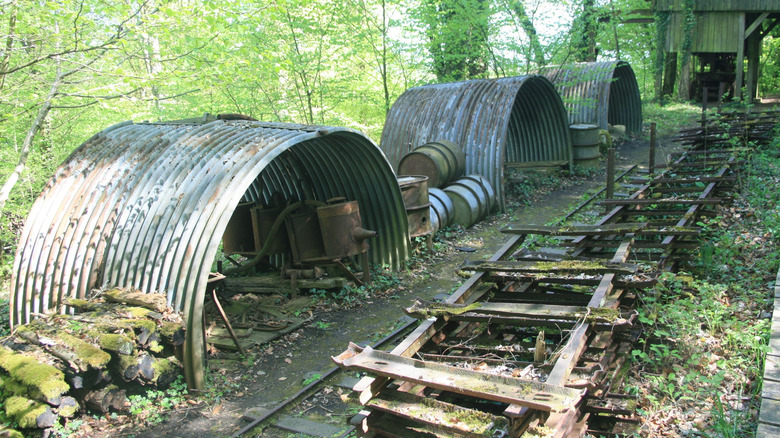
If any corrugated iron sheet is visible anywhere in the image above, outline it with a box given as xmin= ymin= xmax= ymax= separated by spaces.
xmin=657 ymin=0 xmax=780 ymax=12
xmin=11 ymin=120 xmax=409 ymax=389
xmin=539 ymin=60 xmax=643 ymax=134
xmin=665 ymin=12 xmax=739 ymax=53
xmin=379 ymin=75 xmax=572 ymax=211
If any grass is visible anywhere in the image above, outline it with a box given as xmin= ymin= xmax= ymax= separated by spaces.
xmin=627 ymin=127 xmax=780 ymax=436
xmin=641 ymin=101 xmax=702 ymax=136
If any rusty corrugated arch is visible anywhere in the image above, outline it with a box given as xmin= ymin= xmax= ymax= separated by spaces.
xmin=11 ymin=119 xmax=409 ymax=389
xmin=379 ymin=75 xmax=573 ymax=211
xmin=538 ymin=60 xmax=643 ymax=134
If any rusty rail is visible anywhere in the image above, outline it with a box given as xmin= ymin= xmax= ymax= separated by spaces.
xmin=331 ymin=112 xmax=775 ymax=436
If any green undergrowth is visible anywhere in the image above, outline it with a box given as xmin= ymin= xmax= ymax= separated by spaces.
xmin=642 ymin=101 xmax=703 ymax=136
xmin=628 ymin=131 xmax=780 ymax=436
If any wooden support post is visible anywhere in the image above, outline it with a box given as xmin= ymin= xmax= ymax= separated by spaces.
xmin=649 ymin=123 xmax=656 ymax=173
xmin=746 ymin=29 xmax=763 ymax=102
xmin=736 ymin=13 xmax=746 ymax=100
xmin=718 ymin=82 xmax=726 ymax=112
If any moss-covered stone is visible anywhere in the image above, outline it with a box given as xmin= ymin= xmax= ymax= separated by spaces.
xmin=56 ymin=396 xmax=78 ymax=418
xmin=0 ymin=348 xmax=69 ymax=400
xmin=4 ymin=396 xmax=50 ymax=429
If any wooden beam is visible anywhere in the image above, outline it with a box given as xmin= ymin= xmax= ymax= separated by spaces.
xmin=746 ymin=13 xmax=769 ymax=38
xmin=761 ymin=19 xmax=779 ymax=38
xmin=736 ymin=13 xmax=746 ymax=100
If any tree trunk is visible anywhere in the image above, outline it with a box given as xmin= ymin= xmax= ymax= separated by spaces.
xmin=0 ymin=66 xmax=61 ymax=212
xmin=663 ymin=52 xmax=677 ymax=98
xmin=573 ymin=0 xmax=598 ymax=62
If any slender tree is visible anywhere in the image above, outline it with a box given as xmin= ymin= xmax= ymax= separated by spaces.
xmin=420 ymin=0 xmax=491 ymax=82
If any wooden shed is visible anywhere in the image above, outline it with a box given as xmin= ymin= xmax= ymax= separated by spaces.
xmin=657 ymin=0 xmax=780 ymax=101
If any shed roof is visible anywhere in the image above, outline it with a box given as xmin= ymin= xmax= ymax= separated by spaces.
xmin=379 ymin=75 xmax=572 ymax=212
xmin=11 ymin=119 xmax=409 ymax=389
xmin=657 ymin=0 xmax=780 ymax=12
xmin=538 ymin=61 xmax=643 ymax=134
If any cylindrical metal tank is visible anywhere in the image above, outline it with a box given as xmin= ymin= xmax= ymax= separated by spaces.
xmin=570 ymin=124 xmax=601 ymax=168
xmin=443 ymin=174 xmax=496 ymax=227
xmin=428 ymin=187 xmax=454 ymax=234
xmin=397 ymin=140 xmax=466 ymax=188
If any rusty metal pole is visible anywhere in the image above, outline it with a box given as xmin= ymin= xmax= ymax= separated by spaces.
xmin=649 ymin=122 xmax=657 ymax=174
xmin=606 ymin=148 xmax=616 ymax=213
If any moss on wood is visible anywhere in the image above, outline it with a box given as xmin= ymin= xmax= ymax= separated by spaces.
xmin=96 ymin=333 xmax=135 ymax=356
xmin=4 ymin=396 xmax=52 ymax=429
xmin=0 ymin=348 xmax=69 ymax=401
xmin=57 ymin=333 xmax=111 ymax=368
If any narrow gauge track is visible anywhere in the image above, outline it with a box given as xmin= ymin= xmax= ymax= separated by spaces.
xmin=329 ymin=114 xmax=769 ymax=437
xmin=233 ymin=111 xmax=774 ymax=438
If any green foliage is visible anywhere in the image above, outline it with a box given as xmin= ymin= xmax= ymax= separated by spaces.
xmin=632 ymin=136 xmax=780 ymax=435
xmin=302 ymin=373 xmax=322 ymax=386
xmin=127 ymin=375 xmax=189 ymax=425
xmin=416 ymin=0 xmax=491 ymax=81
xmin=641 ymin=101 xmax=701 ymax=136
xmin=760 ymin=35 xmax=780 ymax=96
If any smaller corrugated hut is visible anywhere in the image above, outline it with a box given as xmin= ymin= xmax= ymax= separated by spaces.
xmin=11 ymin=118 xmax=409 ymax=389
xmin=380 ymin=75 xmax=573 ymax=211
xmin=539 ymin=60 xmax=643 ymax=134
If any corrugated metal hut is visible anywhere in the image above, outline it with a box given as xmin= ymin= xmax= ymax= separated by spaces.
xmin=656 ymin=0 xmax=780 ymax=100
xmin=538 ymin=60 xmax=643 ymax=134
xmin=379 ymin=75 xmax=573 ymax=211
xmin=10 ymin=118 xmax=409 ymax=389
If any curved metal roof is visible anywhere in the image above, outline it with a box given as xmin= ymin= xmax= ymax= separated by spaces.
xmin=379 ymin=75 xmax=573 ymax=211
xmin=538 ymin=60 xmax=643 ymax=134
xmin=11 ymin=119 xmax=409 ymax=389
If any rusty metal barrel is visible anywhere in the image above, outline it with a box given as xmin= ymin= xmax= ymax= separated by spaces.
xmin=398 ymin=176 xmax=433 ymax=238
xmin=570 ymin=124 xmax=601 ymax=168
xmin=397 ymin=140 xmax=466 ymax=188
xmin=317 ymin=200 xmax=376 ymax=260
xmin=428 ymin=187 xmax=454 ymax=233
xmin=443 ymin=174 xmax=496 ymax=227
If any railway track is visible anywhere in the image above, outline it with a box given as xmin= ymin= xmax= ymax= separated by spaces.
xmin=233 ymin=110 xmax=775 ymax=438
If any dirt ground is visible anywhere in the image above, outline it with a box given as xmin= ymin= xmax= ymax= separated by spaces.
xmin=114 ymin=131 xmax=679 ymax=438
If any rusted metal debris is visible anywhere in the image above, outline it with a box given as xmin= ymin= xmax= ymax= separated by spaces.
xmin=332 ymin=343 xmax=584 ymax=412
